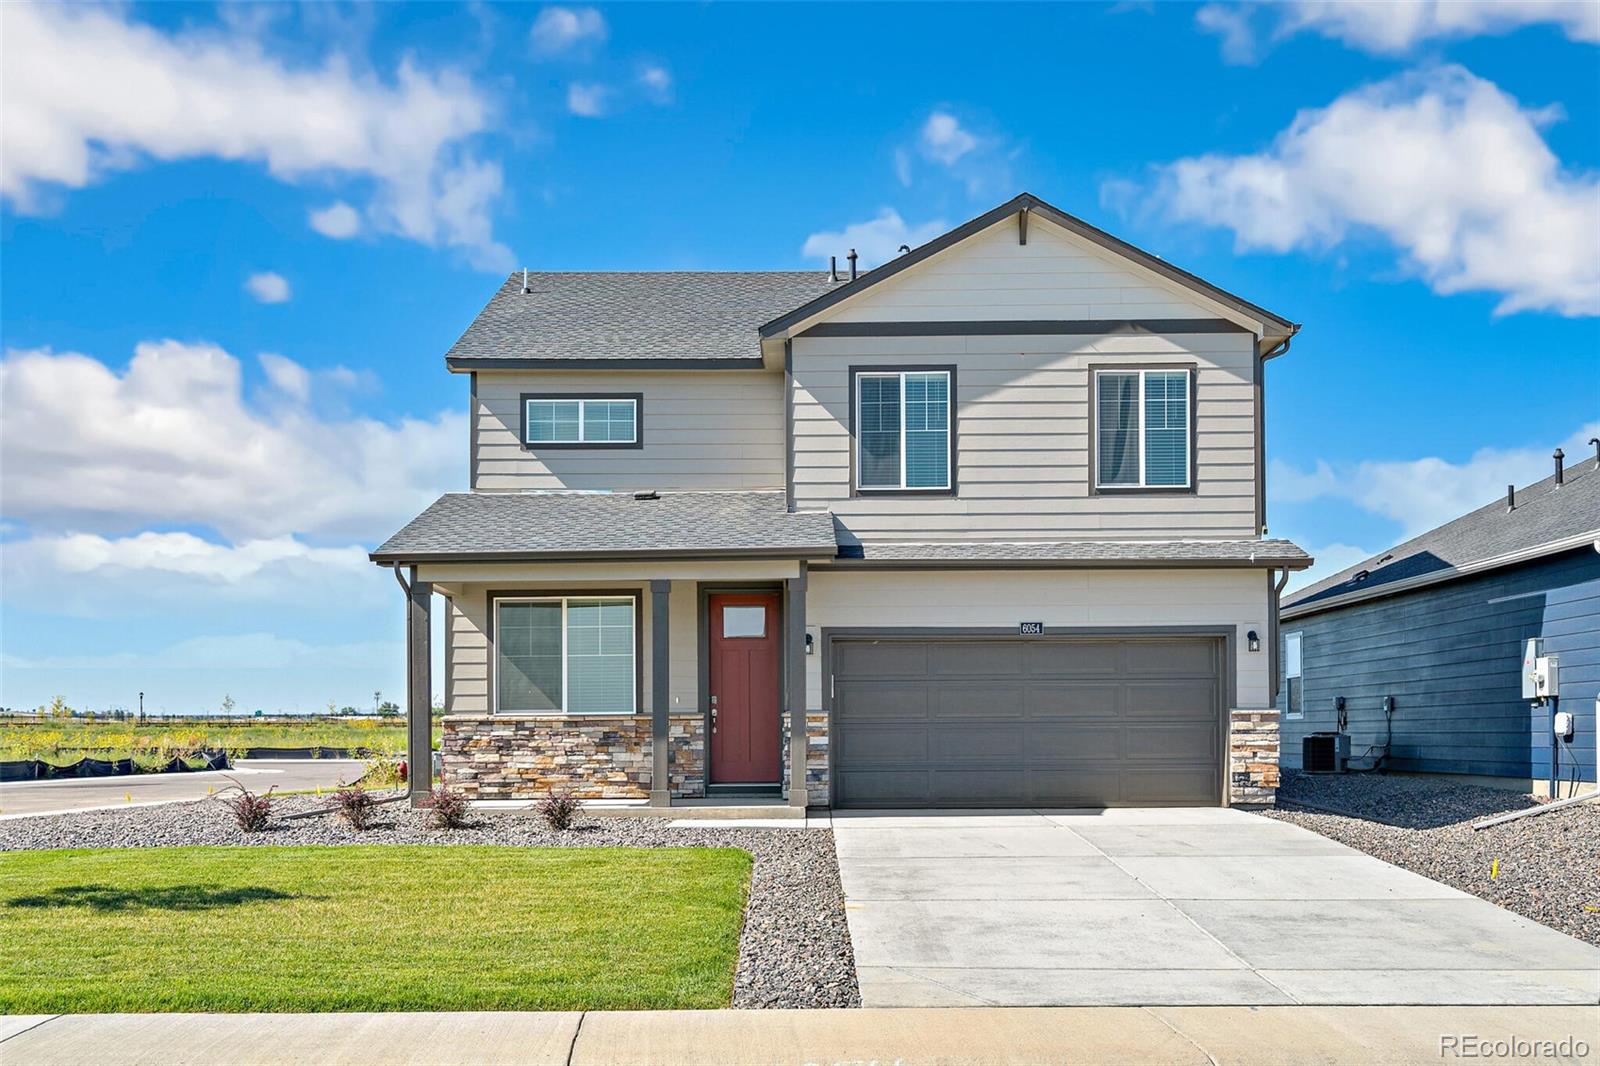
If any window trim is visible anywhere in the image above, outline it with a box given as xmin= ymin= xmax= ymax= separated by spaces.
xmin=1282 ymin=630 xmax=1303 ymax=720
xmin=488 ymin=588 xmax=642 ymax=715
xmin=848 ymin=364 xmax=958 ymax=497
xmin=1090 ymin=365 xmax=1197 ymax=494
xmin=519 ymin=393 xmax=644 ymax=450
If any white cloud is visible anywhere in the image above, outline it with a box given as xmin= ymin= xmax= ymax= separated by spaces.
xmin=920 ymin=111 xmax=979 ymax=166
xmin=309 ymin=201 xmax=361 ymax=239
xmin=638 ymin=64 xmax=673 ymax=104
xmin=566 ymin=83 xmax=611 ymax=118
xmin=1141 ymin=67 xmax=1600 ymax=317
xmin=1200 ymin=0 xmax=1600 ymax=60
xmin=0 ymin=342 xmax=462 ymax=541
xmin=801 ymin=209 xmax=948 ymax=270
xmin=1270 ymin=421 xmax=1600 ymax=541
xmin=530 ymin=6 xmax=608 ymax=56
xmin=244 ymin=271 xmax=291 ymax=304
xmin=1 ymin=4 xmax=511 ymax=270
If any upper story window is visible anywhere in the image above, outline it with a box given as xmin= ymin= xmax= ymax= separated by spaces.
xmin=1095 ymin=369 xmax=1192 ymax=490
xmin=521 ymin=394 xmax=641 ymax=448
xmin=854 ymin=368 xmax=953 ymax=493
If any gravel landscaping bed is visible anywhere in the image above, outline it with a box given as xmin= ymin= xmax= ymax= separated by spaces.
xmin=1264 ymin=771 xmax=1600 ymax=946
xmin=0 ymin=792 xmax=859 ymax=1009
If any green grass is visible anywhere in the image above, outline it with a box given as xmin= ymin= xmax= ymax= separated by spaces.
xmin=0 ymin=717 xmax=441 ymax=763
xmin=0 ymin=846 xmax=752 ymax=1012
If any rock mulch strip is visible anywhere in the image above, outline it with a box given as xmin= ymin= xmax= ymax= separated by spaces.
xmin=0 ymin=793 xmax=859 ymax=1009
xmin=1263 ymin=771 xmax=1600 ymax=947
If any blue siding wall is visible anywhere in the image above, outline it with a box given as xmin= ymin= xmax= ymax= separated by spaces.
xmin=1279 ymin=548 xmax=1600 ymax=785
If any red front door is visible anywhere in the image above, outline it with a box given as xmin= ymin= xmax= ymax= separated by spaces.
xmin=708 ymin=592 xmax=782 ymax=784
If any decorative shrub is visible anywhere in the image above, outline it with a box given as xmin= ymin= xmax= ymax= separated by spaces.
xmin=217 ymin=779 xmax=276 ymax=832
xmin=335 ymin=786 xmax=376 ymax=830
xmin=427 ymin=784 xmax=470 ymax=830
xmin=537 ymin=790 xmax=582 ymax=831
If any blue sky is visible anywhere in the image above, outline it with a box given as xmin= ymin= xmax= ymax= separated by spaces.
xmin=2 ymin=1 xmax=1597 ymax=714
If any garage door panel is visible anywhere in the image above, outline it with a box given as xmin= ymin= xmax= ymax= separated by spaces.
xmin=830 ymin=634 xmax=1222 ymax=808
xmin=1125 ymin=641 xmax=1218 ymax=676
xmin=929 ymin=723 xmax=1025 ymax=761
xmin=837 ymin=723 xmax=930 ymax=762
xmin=1022 ymin=684 xmax=1123 ymax=718
xmin=933 ymin=641 xmax=1024 ymax=676
xmin=932 ymin=684 xmax=1027 ymax=719
xmin=1125 ymin=722 xmax=1218 ymax=759
xmin=1122 ymin=767 xmax=1218 ymax=805
xmin=1017 ymin=641 xmax=1124 ymax=676
xmin=1025 ymin=722 xmax=1122 ymax=760
xmin=833 ymin=641 xmax=928 ymax=677
xmin=1124 ymin=681 xmax=1219 ymax=718
xmin=835 ymin=682 xmax=928 ymax=721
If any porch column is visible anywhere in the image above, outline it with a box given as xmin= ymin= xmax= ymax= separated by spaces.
xmin=786 ymin=564 xmax=808 ymax=809
xmin=650 ymin=579 xmax=672 ymax=807
xmin=404 ymin=567 xmax=433 ymax=806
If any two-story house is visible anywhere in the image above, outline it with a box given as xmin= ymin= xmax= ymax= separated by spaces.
xmin=372 ymin=193 xmax=1311 ymax=811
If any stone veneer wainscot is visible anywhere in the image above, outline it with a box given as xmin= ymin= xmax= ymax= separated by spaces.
xmin=1229 ymin=708 xmax=1279 ymax=806
xmin=440 ymin=714 xmax=705 ymax=800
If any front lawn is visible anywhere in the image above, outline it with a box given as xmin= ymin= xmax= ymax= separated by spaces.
xmin=0 ymin=845 xmax=752 ymax=1012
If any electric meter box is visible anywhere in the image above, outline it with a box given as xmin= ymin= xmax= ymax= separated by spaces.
xmin=1522 ymin=639 xmax=1542 ymax=699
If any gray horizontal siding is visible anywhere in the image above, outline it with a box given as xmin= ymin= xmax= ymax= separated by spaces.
xmin=1279 ymin=549 xmax=1600 ymax=783
xmin=791 ymin=331 xmax=1259 ymax=542
xmin=474 ymin=370 xmax=784 ymax=491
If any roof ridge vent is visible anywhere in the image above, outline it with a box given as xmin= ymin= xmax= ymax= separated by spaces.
xmin=633 ymin=489 xmax=660 ymax=501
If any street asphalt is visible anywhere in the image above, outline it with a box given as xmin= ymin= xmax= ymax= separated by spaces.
xmin=0 ymin=759 xmax=369 ymax=818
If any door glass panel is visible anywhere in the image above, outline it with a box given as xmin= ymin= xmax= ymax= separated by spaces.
xmin=722 ymin=605 xmax=766 ymax=638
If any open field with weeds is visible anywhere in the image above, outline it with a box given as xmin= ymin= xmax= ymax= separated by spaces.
xmin=0 ymin=716 xmax=437 ymax=765
xmin=0 ymin=846 xmax=752 ymax=1012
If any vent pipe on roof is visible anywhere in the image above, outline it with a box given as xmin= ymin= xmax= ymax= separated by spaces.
xmin=847 ymin=249 xmax=858 ymax=281
xmin=1590 ymin=436 xmax=1599 ymax=463
xmin=1506 ymin=484 xmax=1516 ymax=512
xmin=522 ymin=268 xmax=530 ymax=294
xmin=1554 ymin=447 xmax=1565 ymax=486
xmin=828 ymin=256 xmax=838 ymax=283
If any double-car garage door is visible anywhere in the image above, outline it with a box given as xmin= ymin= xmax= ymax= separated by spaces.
xmin=830 ymin=633 xmax=1226 ymax=808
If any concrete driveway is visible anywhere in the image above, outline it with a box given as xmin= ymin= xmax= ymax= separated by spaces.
xmin=834 ymin=807 xmax=1600 ymax=1008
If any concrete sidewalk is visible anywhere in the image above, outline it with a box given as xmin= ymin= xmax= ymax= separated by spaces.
xmin=3 ymin=1007 xmax=1595 ymax=1065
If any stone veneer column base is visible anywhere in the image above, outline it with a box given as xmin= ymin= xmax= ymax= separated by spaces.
xmin=440 ymin=714 xmax=704 ymax=801
xmin=1229 ymin=708 xmax=1280 ymax=806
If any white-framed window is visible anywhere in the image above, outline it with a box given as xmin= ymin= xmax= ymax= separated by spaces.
xmin=495 ymin=596 xmax=635 ymax=714
xmin=1095 ymin=369 xmax=1191 ymax=489
xmin=856 ymin=369 xmax=952 ymax=491
xmin=523 ymin=397 xmax=638 ymax=445
xmin=1283 ymin=631 xmax=1303 ymax=719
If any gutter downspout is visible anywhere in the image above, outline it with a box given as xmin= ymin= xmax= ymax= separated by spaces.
xmin=1268 ymin=568 xmax=1290 ymax=700
xmin=1256 ymin=329 xmax=1297 ymax=537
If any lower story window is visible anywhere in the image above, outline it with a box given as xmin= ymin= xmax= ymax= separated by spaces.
xmin=496 ymin=596 xmax=635 ymax=714
xmin=1283 ymin=631 xmax=1303 ymax=718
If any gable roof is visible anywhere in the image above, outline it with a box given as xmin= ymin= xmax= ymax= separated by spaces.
xmin=1282 ymin=455 xmax=1600 ymax=618
xmin=758 ymin=192 xmax=1298 ymax=343
xmin=444 ymin=271 xmax=840 ymax=369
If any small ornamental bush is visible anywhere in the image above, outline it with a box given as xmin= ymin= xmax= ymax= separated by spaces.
xmin=218 ymin=779 xmax=276 ymax=832
xmin=427 ymin=784 xmax=470 ymax=830
xmin=335 ymin=786 xmax=376 ymax=830
xmin=537 ymin=790 xmax=582 ymax=831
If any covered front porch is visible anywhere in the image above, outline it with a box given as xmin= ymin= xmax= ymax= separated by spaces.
xmin=371 ymin=490 xmax=838 ymax=811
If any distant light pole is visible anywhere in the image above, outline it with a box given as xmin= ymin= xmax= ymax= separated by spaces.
xmin=138 ymin=692 xmax=144 ymax=721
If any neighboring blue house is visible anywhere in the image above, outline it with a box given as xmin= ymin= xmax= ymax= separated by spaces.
xmin=1278 ymin=452 xmax=1599 ymax=796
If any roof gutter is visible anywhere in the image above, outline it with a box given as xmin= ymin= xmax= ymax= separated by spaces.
xmin=368 ymin=545 xmax=839 ymax=566
xmin=1281 ymin=530 xmax=1600 ymax=620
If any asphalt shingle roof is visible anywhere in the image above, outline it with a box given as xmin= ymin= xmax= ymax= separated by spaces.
xmin=1283 ymin=455 xmax=1600 ymax=614
xmin=444 ymin=272 xmax=844 ymax=366
xmin=371 ymin=491 xmax=838 ymax=561
xmin=833 ymin=539 xmax=1312 ymax=566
